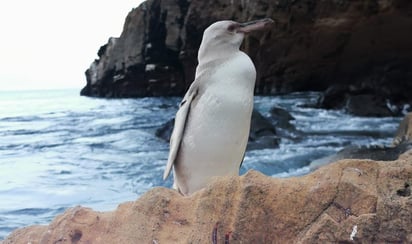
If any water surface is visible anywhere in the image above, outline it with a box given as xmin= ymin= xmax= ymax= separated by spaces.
xmin=0 ymin=89 xmax=401 ymax=239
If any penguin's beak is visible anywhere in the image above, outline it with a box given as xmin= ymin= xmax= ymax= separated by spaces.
xmin=237 ymin=18 xmax=274 ymax=34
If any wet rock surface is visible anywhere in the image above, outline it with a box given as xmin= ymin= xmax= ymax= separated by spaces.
xmin=247 ymin=109 xmax=280 ymax=150
xmin=155 ymin=109 xmax=282 ymax=150
xmin=317 ymin=84 xmax=412 ymax=117
xmin=310 ymin=112 xmax=412 ymax=169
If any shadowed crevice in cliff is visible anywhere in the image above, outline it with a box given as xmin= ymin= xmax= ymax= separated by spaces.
xmin=81 ymin=0 xmax=412 ymax=116
xmin=81 ymin=0 xmax=189 ymax=98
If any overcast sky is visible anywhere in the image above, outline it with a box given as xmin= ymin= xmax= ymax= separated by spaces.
xmin=0 ymin=0 xmax=144 ymax=91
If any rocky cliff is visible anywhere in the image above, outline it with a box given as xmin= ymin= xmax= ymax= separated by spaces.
xmin=81 ymin=0 xmax=412 ymax=114
xmin=3 ymin=151 xmax=412 ymax=243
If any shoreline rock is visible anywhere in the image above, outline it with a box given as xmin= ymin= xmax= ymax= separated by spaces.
xmin=155 ymin=109 xmax=281 ymax=151
xmin=81 ymin=0 xmax=412 ymax=116
xmin=2 ymin=151 xmax=412 ymax=243
xmin=310 ymin=112 xmax=412 ymax=169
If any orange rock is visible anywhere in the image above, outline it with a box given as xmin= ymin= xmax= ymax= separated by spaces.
xmin=2 ymin=151 xmax=412 ymax=243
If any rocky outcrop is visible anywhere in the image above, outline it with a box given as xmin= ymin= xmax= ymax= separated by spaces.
xmin=155 ymin=109 xmax=281 ymax=150
xmin=310 ymin=112 xmax=412 ymax=169
xmin=247 ymin=109 xmax=280 ymax=150
xmin=310 ymin=143 xmax=412 ymax=170
xmin=3 ymin=150 xmax=412 ymax=243
xmin=317 ymin=84 xmax=411 ymax=117
xmin=81 ymin=0 xmax=412 ymax=114
xmin=81 ymin=0 xmax=189 ymax=97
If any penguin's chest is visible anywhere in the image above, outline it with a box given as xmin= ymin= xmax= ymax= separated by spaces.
xmin=197 ymin=55 xmax=255 ymax=124
xmin=182 ymin=58 xmax=255 ymax=161
xmin=197 ymin=82 xmax=253 ymax=130
xmin=194 ymin=89 xmax=252 ymax=136
xmin=182 ymin=89 xmax=252 ymax=167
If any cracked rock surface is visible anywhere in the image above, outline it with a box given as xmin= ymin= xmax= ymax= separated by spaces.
xmin=3 ymin=150 xmax=412 ymax=243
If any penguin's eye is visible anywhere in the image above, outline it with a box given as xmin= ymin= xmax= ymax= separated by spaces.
xmin=227 ymin=24 xmax=239 ymax=33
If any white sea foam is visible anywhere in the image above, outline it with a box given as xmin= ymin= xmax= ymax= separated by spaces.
xmin=0 ymin=90 xmax=401 ymax=240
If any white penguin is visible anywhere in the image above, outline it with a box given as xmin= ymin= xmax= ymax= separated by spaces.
xmin=163 ymin=18 xmax=274 ymax=195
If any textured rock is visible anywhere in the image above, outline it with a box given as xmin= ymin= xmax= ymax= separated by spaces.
xmin=310 ymin=112 xmax=412 ymax=169
xmin=155 ymin=117 xmax=175 ymax=141
xmin=269 ymin=106 xmax=299 ymax=139
xmin=81 ymin=0 xmax=189 ymax=97
xmin=81 ymin=0 xmax=412 ymax=113
xmin=345 ymin=94 xmax=395 ymax=117
xmin=248 ymin=109 xmax=280 ymax=150
xmin=155 ymin=109 xmax=280 ymax=150
xmin=317 ymin=85 xmax=411 ymax=116
xmin=3 ymin=150 xmax=412 ymax=243
xmin=310 ymin=143 xmax=412 ymax=170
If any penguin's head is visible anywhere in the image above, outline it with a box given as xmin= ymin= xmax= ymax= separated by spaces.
xmin=198 ymin=18 xmax=274 ymax=61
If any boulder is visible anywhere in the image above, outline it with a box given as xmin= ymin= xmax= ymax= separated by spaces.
xmin=269 ymin=106 xmax=295 ymax=128
xmin=310 ymin=112 xmax=412 ymax=169
xmin=247 ymin=109 xmax=280 ymax=150
xmin=317 ymin=85 xmax=411 ymax=116
xmin=81 ymin=0 xmax=412 ymax=111
xmin=310 ymin=143 xmax=412 ymax=169
xmin=155 ymin=117 xmax=175 ymax=141
xmin=156 ymin=109 xmax=280 ymax=150
xmin=345 ymin=94 xmax=394 ymax=117
xmin=3 ymin=151 xmax=412 ymax=243
xmin=317 ymin=85 xmax=349 ymax=110
xmin=269 ymin=106 xmax=300 ymax=139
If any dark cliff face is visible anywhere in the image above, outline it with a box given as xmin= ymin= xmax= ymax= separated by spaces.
xmin=81 ymin=0 xmax=412 ymax=112
xmin=81 ymin=0 xmax=188 ymax=97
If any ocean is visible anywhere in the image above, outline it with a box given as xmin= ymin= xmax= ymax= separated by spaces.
xmin=0 ymin=89 xmax=401 ymax=240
